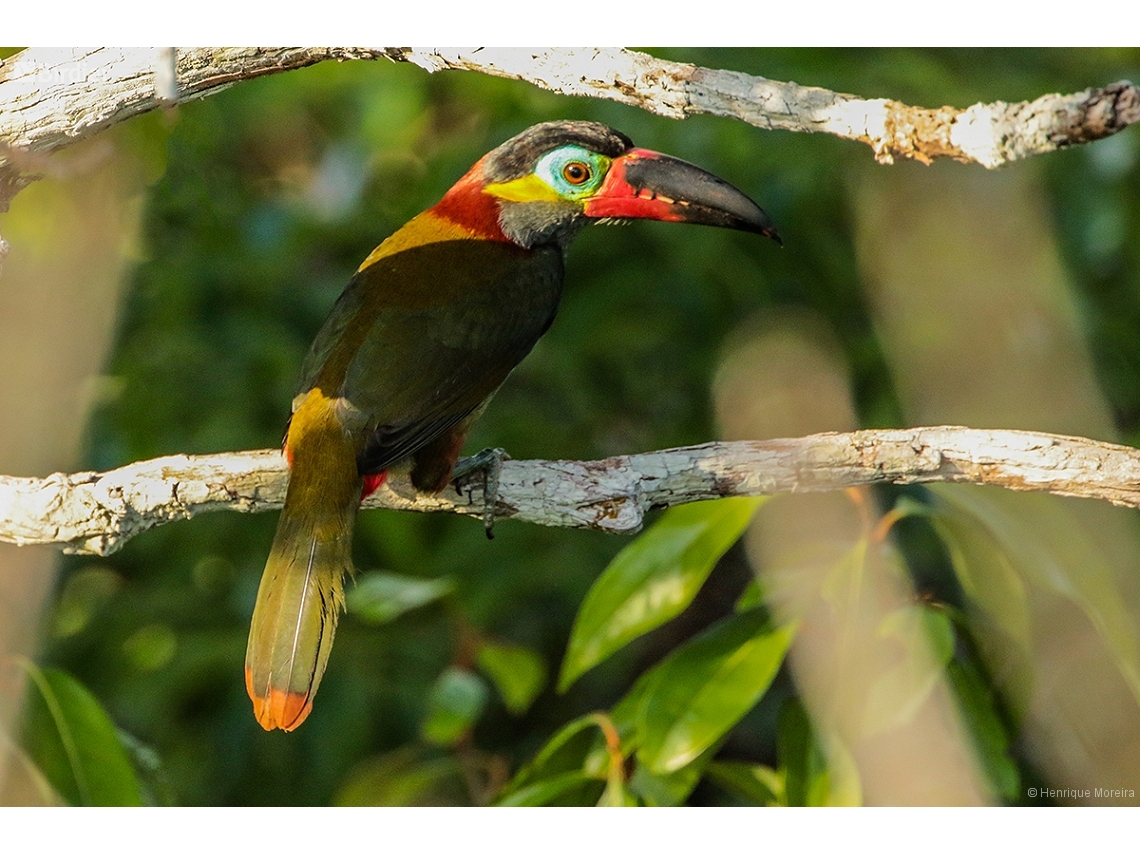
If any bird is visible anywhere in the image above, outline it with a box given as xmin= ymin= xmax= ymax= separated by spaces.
xmin=245 ymin=120 xmax=780 ymax=732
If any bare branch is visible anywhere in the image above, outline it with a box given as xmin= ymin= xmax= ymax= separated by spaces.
xmin=0 ymin=47 xmax=387 ymax=210
xmin=389 ymin=48 xmax=1140 ymax=168
xmin=3 ymin=426 xmax=1140 ymax=557
xmin=2 ymin=47 xmax=1136 ymax=215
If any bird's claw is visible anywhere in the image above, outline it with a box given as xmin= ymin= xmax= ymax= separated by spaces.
xmin=452 ymin=448 xmax=511 ymax=539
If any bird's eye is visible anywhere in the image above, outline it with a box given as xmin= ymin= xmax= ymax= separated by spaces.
xmin=562 ymin=161 xmax=591 ymax=185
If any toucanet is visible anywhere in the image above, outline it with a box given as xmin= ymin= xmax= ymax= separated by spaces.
xmin=245 ymin=120 xmax=780 ymax=731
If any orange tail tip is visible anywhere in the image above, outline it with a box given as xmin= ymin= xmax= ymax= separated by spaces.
xmin=246 ymin=666 xmax=313 ymax=732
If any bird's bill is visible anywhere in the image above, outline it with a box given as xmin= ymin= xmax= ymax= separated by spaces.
xmin=584 ymin=149 xmax=781 ymax=243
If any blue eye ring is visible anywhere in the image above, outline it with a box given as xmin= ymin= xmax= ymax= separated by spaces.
xmin=535 ymin=145 xmax=609 ymax=199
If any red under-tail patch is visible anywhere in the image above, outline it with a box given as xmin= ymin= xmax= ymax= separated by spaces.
xmin=361 ymin=470 xmax=388 ymax=499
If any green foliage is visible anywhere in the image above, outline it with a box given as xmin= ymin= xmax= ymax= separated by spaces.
xmin=559 ymin=498 xmax=764 ymax=690
xmin=420 ymin=668 xmax=490 ymax=747
xmin=934 ymin=487 xmax=1140 ymax=710
xmin=948 ymin=658 xmax=1021 ymax=803
xmin=347 ymin=572 xmax=454 ymax=625
xmin=476 ymin=641 xmax=547 ymax=715
xmin=496 ymin=714 xmax=614 ymax=806
xmin=19 ymin=663 xmax=144 ymax=806
xmin=705 ymin=760 xmax=783 ymax=806
xmin=334 ymin=745 xmax=470 ymax=806
xmin=634 ymin=609 xmax=792 ymax=774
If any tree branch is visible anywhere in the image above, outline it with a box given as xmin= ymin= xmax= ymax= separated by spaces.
xmin=2 ymin=47 xmax=1137 ymax=215
xmin=389 ymin=48 xmax=1140 ymax=168
xmin=3 ymin=426 xmax=1140 ymax=557
xmin=0 ymin=47 xmax=385 ymax=210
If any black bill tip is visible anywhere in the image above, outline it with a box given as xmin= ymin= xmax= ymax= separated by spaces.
xmin=624 ymin=152 xmax=781 ymax=243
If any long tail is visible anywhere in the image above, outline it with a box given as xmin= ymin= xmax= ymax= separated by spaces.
xmin=245 ymin=391 xmax=362 ymax=731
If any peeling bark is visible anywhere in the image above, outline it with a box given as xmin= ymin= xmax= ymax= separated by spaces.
xmin=3 ymin=427 xmax=1140 ymax=556
xmin=2 ymin=47 xmax=1137 ymax=217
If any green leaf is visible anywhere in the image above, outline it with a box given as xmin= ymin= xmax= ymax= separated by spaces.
xmin=919 ymin=605 xmax=957 ymax=667
xmin=734 ymin=577 xmax=766 ymax=612
xmin=636 ymin=609 xmax=794 ymax=774
xmin=420 ymin=667 xmax=489 ymax=747
xmin=629 ymin=758 xmax=706 ymax=806
xmin=19 ymin=663 xmax=144 ymax=806
xmin=778 ymin=697 xmax=816 ymax=807
xmin=599 ymin=746 xmax=637 ymax=807
xmin=774 ymin=699 xmax=862 ymax=806
xmin=116 ymin=729 xmax=177 ymax=806
xmin=705 ymin=761 xmax=783 ymax=806
xmin=347 ymin=572 xmax=454 ymax=624
xmin=933 ymin=486 xmax=1140 ymax=714
xmin=929 ymin=500 xmax=1031 ymax=650
xmin=608 ymin=670 xmax=655 ymax=743
xmin=497 ymin=772 xmax=605 ymax=807
xmin=814 ymin=731 xmax=863 ymax=806
xmin=121 ymin=623 xmax=178 ymax=671
xmin=948 ymin=658 xmax=1020 ymax=803
xmin=500 ymin=713 xmax=618 ymax=801
xmin=335 ymin=746 xmax=469 ymax=806
xmin=51 ymin=565 xmax=123 ymax=639
xmin=476 ymin=641 xmax=547 ymax=715
xmin=863 ymin=604 xmax=958 ymax=737
xmin=597 ymin=776 xmax=639 ymax=807
xmin=560 ymin=497 xmax=764 ymax=691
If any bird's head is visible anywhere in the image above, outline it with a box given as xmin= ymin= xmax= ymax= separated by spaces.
xmin=434 ymin=121 xmax=781 ymax=249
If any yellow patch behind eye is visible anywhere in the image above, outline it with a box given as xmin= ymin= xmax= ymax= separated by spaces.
xmin=484 ymin=173 xmax=564 ymax=204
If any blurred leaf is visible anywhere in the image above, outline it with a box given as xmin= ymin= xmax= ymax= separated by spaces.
xmin=948 ymin=659 xmax=1020 ymax=803
xmin=734 ymin=577 xmax=766 ymax=612
xmin=501 ymin=713 xmax=615 ymax=800
xmin=335 ymin=746 xmax=469 ymax=806
xmin=51 ymin=565 xmax=123 ymax=639
xmin=636 ymin=609 xmax=794 ymax=774
xmin=347 ymin=571 xmax=454 ymax=624
xmin=20 ymin=663 xmax=144 ymax=806
xmin=560 ymin=497 xmax=765 ymax=691
xmin=778 ymin=698 xmax=823 ymax=807
xmin=773 ymin=694 xmax=862 ymax=807
xmin=629 ymin=758 xmax=706 ymax=806
xmin=609 ymin=669 xmax=653 ymax=738
xmin=919 ymin=605 xmax=957 ymax=667
xmin=116 ymin=729 xmax=177 ymax=806
xmin=420 ymin=667 xmax=489 ymax=747
xmin=122 ymin=623 xmax=178 ymax=671
xmin=892 ymin=494 xmax=935 ymax=520
xmin=476 ymin=640 xmax=547 ymax=715
xmin=881 ymin=599 xmax=956 ymax=667
xmin=497 ymin=772 xmax=606 ymax=807
xmin=929 ymin=500 xmax=1032 ymax=650
xmin=598 ymin=774 xmax=638 ymax=807
xmin=599 ymin=736 xmax=636 ymax=807
xmin=815 ymin=731 xmax=863 ymax=806
xmin=706 ymin=761 xmax=783 ymax=806
xmin=935 ymin=487 xmax=1140 ymax=710
xmin=864 ymin=604 xmax=957 ymax=737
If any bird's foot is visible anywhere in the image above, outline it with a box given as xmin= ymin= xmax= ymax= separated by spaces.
xmin=452 ymin=448 xmax=511 ymax=539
